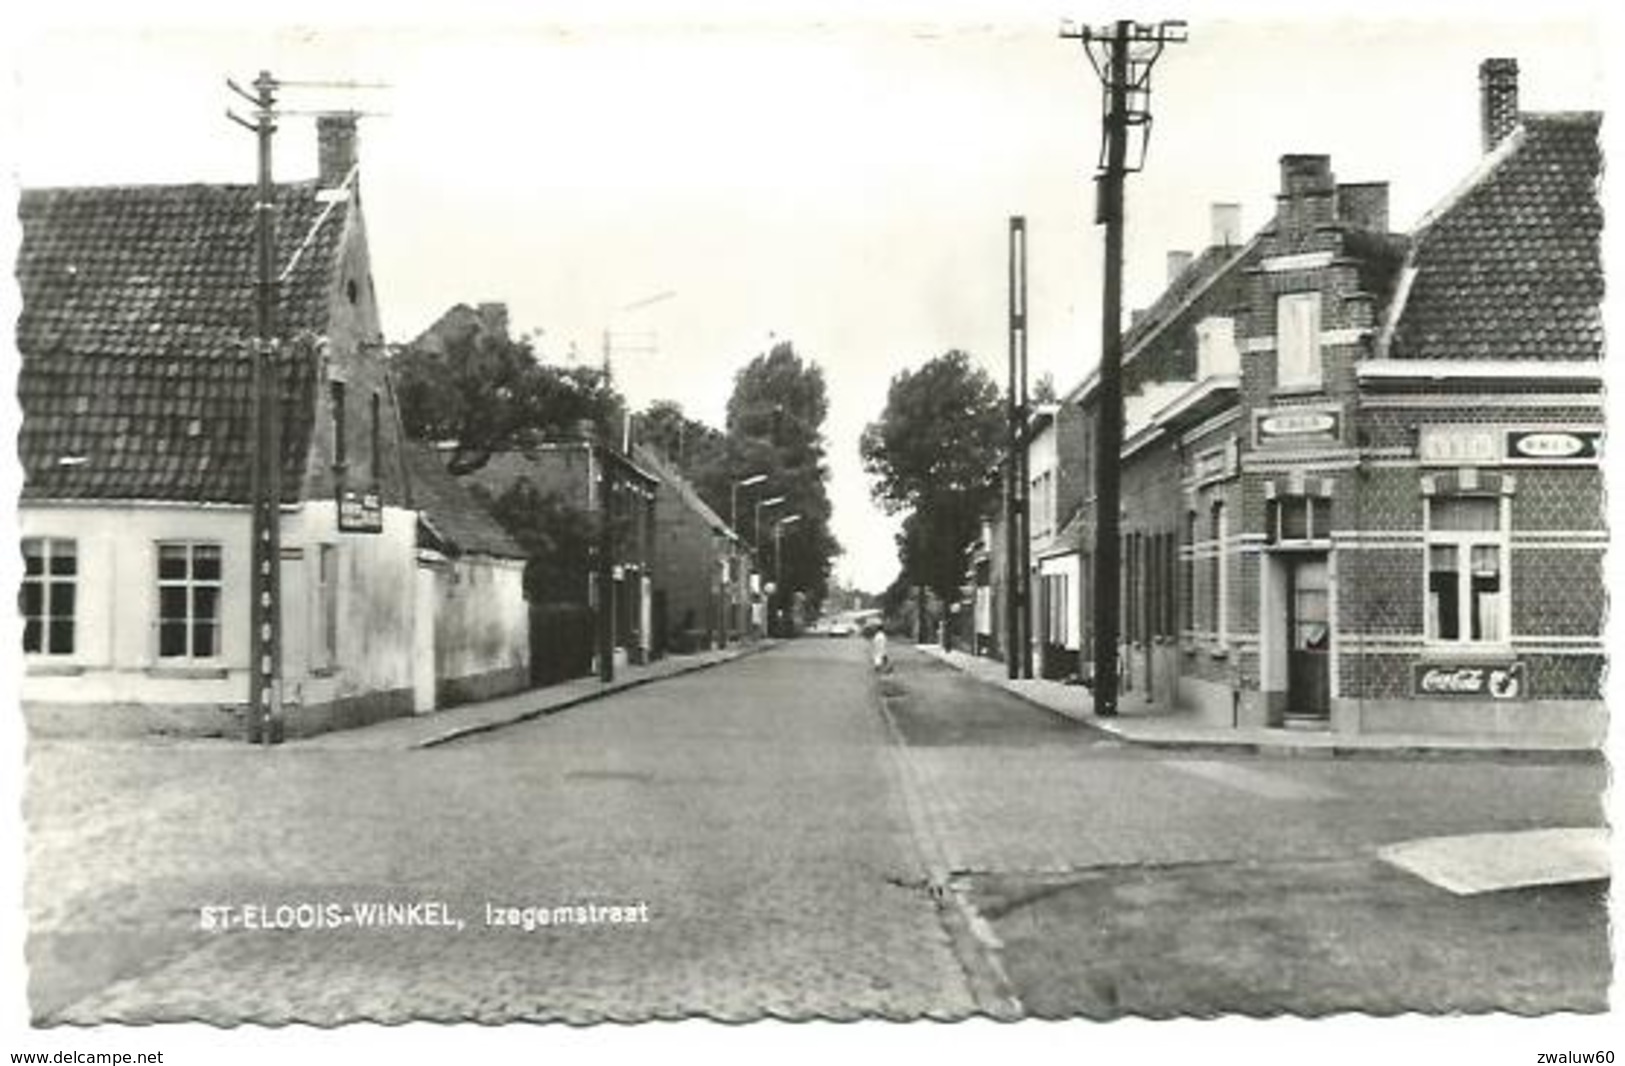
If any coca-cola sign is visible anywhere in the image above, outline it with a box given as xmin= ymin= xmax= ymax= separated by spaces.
xmin=1412 ymin=661 xmax=1526 ymax=700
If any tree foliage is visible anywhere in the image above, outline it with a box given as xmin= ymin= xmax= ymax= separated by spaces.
xmin=392 ymin=319 xmax=621 ymax=474
xmin=860 ymin=350 xmax=1005 ymax=603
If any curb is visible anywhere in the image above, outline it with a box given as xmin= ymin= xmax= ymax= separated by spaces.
xmin=415 ymin=642 xmax=778 ymax=749
xmin=916 ymin=645 xmax=1602 ymax=764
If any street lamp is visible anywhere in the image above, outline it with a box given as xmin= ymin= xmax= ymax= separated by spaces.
xmin=774 ymin=514 xmax=803 ymax=635
xmin=725 ymin=474 xmax=766 ymax=646
xmin=754 ymin=495 xmax=786 ymax=551
xmin=731 ymin=473 xmax=767 ymax=533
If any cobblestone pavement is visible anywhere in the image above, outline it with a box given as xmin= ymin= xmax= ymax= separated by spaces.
xmin=877 ymin=646 xmax=1606 ymax=876
xmin=875 ymin=644 xmax=1611 ymax=1016
xmin=27 ymin=639 xmax=975 ymax=1024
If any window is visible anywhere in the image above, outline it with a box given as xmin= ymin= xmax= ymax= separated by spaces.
xmin=1196 ymin=316 xmax=1239 ymax=379
xmin=1268 ymin=495 xmax=1333 ymax=544
xmin=157 ymin=542 xmax=222 ymax=659
xmin=1426 ymin=496 xmax=1505 ymax=644
xmin=315 ymin=544 xmax=339 ymax=667
xmin=331 ymin=382 xmax=348 ymax=469
xmin=1276 ymin=292 xmax=1322 ymax=389
xmin=21 ymin=537 xmax=76 ymax=655
xmin=370 ymin=392 xmax=381 ymax=480
xmin=1182 ymin=511 xmax=1196 ymax=632
xmin=1209 ymin=501 xmax=1227 ymax=641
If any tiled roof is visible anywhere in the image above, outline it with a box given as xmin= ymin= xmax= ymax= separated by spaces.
xmin=1123 ymin=243 xmax=1246 ymax=356
xmin=17 ymin=181 xmax=349 ymax=503
xmin=1390 ymin=113 xmax=1602 ymax=362
xmin=632 ymin=444 xmax=738 ymax=539
xmin=403 ymin=442 xmax=526 ymax=559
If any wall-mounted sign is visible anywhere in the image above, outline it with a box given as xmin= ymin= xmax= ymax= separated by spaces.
xmin=1412 ymin=661 xmax=1526 ymax=701
xmin=1418 ymin=426 xmax=1499 ymax=466
xmin=1254 ymin=407 xmax=1341 ymax=447
xmin=1191 ymin=438 xmax=1239 ymax=485
xmin=337 ymin=487 xmax=383 ymax=533
xmin=1505 ymin=429 xmax=1601 ymax=464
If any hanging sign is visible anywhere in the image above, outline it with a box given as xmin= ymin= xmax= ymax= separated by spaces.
xmin=1412 ymin=661 xmax=1526 ymax=700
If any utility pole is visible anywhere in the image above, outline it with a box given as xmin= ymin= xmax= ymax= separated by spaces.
xmin=226 ymin=73 xmax=387 ymax=744
xmin=227 ymin=71 xmax=284 ymax=745
xmin=1062 ymin=19 xmax=1185 ymax=717
xmin=598 ymin=443 xmax=616 ymax=682
xmin=1006 ymin=217 xmax=1032 ymax=680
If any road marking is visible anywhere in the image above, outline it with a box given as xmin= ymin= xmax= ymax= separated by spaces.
xmin=1161 ymin=759 xmax=1341 ymax=801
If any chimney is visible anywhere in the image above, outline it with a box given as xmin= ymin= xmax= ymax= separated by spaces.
xmin=1480 ymin=58 xmax=1520 ymax=153
xmin=1337 ymin=182 xmax=1390 ymax=232
xmin=317 ymin=113 xmax=359 ymax=189
xmin=1210 ymin=202 xmax=1242 ymax=248
xmin=1166 ymin=250 xmax=1194 ymax=284
xmin=1277 ymin=154 xmax=1336 ymax=240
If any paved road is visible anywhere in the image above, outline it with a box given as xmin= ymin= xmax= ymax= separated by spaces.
xmin=28 ymin=639 xmax=973 ymax=1023
xmin=875 ymin=644 xmax=1611 ymax=1016
xmin=26 ymin=637 xmax=1608 ymax=1023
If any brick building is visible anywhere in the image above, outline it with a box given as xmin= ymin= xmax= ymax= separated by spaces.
xmin=633 ymin=444 xmax=752 ymax=654
xmin=463 ymin=440 xmax=659 ymax=667
xmin=980 ymin=58 xmax=1603 ymax=743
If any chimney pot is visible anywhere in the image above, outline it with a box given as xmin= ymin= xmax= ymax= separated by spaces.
xmin=1480 ymin=57 xmax=1520 ymax=153
xmin=1210 ymin=202 xmax=1242 ymax=247
xmin=317 ymin=113 xmax=359 ymax=189
xmin=1166 ymin=250 xmax=1194 ymax=284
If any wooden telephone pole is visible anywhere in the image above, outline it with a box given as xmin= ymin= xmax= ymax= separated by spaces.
xmin=1061 ymin=20 xmax=1185 ymax=716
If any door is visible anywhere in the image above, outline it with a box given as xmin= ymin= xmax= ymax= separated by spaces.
xmin=412 ymin=562 xmax=438 ymax=714
xmin=1286 ymin=556 xmax=1330 ymax=721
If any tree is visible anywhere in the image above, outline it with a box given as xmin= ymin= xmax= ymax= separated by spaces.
xmin=860 ymin=350 xmax=1004 ymax=604
xmin=392 ymin=314 xmax=621 ymax=473
xmin=725 ymin=342 xmax=841 ymax=611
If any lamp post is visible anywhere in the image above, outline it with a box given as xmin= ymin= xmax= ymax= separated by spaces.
xmin=774 ymin=514 xmax=803 ymax=636
xmin=754 ymin=495 xmax=786 ymax=553
xmin=726 ymin=474 xmax=767 ymax=645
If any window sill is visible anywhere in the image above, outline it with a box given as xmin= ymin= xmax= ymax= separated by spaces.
xmin=1208 ymin=644 xmax=1230 ymax=660
xmin=309 ymin=666 xmax=338 ymax=678
xmin=26 ymin=662 xmax=85 ymax=677
xmin=147 ymin=664 xmax=229 ymax=680
xmin=1419 ymin=644 xmax=1515 ymax=662
xmin=1271 ymin=384 xmax=1325 ymax=399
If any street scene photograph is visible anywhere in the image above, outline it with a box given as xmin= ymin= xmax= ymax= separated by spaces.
xmin=2 ymin=1 xmax=1616 ymax=1062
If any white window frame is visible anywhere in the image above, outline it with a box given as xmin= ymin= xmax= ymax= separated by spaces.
xmin=1423 ymin=495 xmax=1510 ymax=651
xmin=21 ymin=536 xmax=77 ymax=657
xmin=1276 ymin=292 xmax=1323 ymax=390
xmin=155 ymin=541 xmax=224 ymax=662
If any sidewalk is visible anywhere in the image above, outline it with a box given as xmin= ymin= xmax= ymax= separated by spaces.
xmin=300 ymin=641 xmax=776 ymax=751
xmin=916 ymin=643 xmax=1600 ymax=760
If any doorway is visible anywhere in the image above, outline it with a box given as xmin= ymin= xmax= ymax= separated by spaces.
xmin=1285 ymin=556 xmax=1330 ymax=723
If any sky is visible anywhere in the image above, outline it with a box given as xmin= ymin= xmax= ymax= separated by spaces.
xmin=3 ymin=3 xmax=1609 ymax=594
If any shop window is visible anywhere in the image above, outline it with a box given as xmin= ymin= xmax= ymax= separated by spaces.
xmin=21 ymin=537 xmax=76 ymax=655
xmin=1426 ymin=496 xmax=1506 ymax=645
xmin=157 ymin=542 xmax=222 ymax=659
xmin=1268 ymin=495 xmax=1333 ymax=544
xmin=1276 ymin=292 xmax=1322 ymax=390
